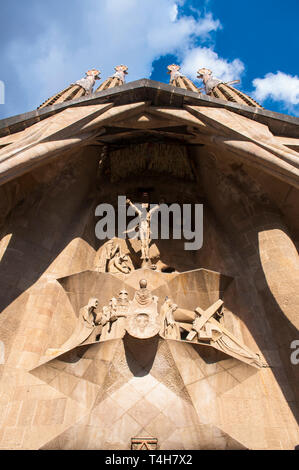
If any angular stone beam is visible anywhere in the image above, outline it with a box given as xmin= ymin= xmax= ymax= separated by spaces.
xmin=211 ymin=137 xmax=299 ymax=189
xmin=98 ymin=128 xmax=193 ymax=144
xmin=274 ymin=136 xmax=299 ymax=150
xmin=109 ymin=111 xmax=181 ymax=129
xmin=186 ymin=105 xmax=299 ymax=167
xmin=148 ymin=107 xmax=208 ymax=132
xmin=150 ymin=106 xmax=299 ymax=189
xmin=71 ymin=101 xmax=150 ymax=134
xmin=0 ymin=101 xmax=149 ymax=186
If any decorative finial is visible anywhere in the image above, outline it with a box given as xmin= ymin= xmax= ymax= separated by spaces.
xmin=197 ymin=68 xmax=212 ymax=79
xmin=197 ymin=66 xmax=261 ymax=108
xmin=113 ymin=65 xmax=128 ymax=84
xmin=95 ymin=65 xmax=128 ymax=92
xmin=167 ymin=64 xmax=183 ymax=83
xmin=114 ymin=65 xmax=128 ymax=74
xmin=167 ymin=64 xmax=181 ymax=72
xmin=86 ymin=69 xmax=101 ymax=79
xmin=75 ymin=68 xmax=101 ymax=95
xmin=166 ymin=63 xmax=199 ymax=93
xmin=38 ymin=67 xmax=101 ymax=108
xmin=197 ymin=67 xmax=225 ymax=94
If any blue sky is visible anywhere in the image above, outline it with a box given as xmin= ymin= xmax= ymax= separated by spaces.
xmin=0 ymin=0 xmax=298 ymax=119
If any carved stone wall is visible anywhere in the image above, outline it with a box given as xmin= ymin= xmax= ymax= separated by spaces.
xmin=195 ymin=146 xmax=299 ymax=429
xmin=0 ymin=95 xmax=298 ymax=449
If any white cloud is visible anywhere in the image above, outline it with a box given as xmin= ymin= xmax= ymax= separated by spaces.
xmin=169 ymin=4 xmax=178 ymax=21
xmin=192 ymin=13 xmax=221 ymax=37
xmin=180 ymin=46 xmax=244 ymax=83
xmin=4 ymin=0 xmax=297 ymax=120
xmin=252 ymin=71 xmax=299 ymax=114
xmin=2 ymin=0 xmax=243 ymax=116
xmin=5 ymin=0 xmax=224 ymax=112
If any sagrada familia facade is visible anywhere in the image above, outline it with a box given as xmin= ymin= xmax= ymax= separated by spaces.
xmin=0 ymin=64 xmax=298 ymax=450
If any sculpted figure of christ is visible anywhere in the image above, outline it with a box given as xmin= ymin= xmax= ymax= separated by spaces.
xmin=126 ymin=198 xmax=160 ymax=262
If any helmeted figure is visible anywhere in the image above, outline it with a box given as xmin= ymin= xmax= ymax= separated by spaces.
xmin=74 ymin=69 xmax=101 ymax=95
xmin=95 ymin=65 xmax=128 ymax=92
xmin=197 ymin=67 xmax=262 ymax=107
xmin=38 ymin=69 xmax=100 ymax=109
xmin=167 ymin=64 xmax=200 ymax=93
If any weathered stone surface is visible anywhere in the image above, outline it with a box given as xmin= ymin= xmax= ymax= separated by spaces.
xmin=0 ymin=79 xmax=298 ymax=450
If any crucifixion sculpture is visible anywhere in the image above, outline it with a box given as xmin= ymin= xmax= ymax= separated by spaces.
xmin=126 ymin=197 xmax=160 ymax=266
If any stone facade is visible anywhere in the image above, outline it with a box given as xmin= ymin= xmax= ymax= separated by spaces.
xmin=0 ymin=80 xmax=298 ymax=449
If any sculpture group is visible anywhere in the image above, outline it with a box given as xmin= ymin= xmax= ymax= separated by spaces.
xmin=95 ymin=195 xmax=161 ymax=271
xmin=95 ymin=238 xmax=132 ymax=274
xmin=47 ymin=194 xmax=267 ymax=370
xmin=50 ymin=279 xmax=266 ymax=368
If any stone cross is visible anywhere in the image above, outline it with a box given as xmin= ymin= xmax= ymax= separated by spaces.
xmin=194 ymin=299 xmax=224 ymax=330
xmin=186 ymin=299 xmax=223 ymax=341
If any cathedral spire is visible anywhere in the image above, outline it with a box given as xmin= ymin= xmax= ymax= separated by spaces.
xmin=197 ymin=67 xmax=262 ymax=108
xmin=38 ymin=69 xmax=101 ymax=109
xmin=167 ymin=64 xmax=200 ymax=93
xmin=95 ymin=65 xmax=128 ymax=92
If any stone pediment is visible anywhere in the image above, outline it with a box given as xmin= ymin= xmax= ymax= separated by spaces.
xmin=0 ymin=90 xmax=298 ymax=191
xmin=1 ymin=79 xmax=299 ymax=140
